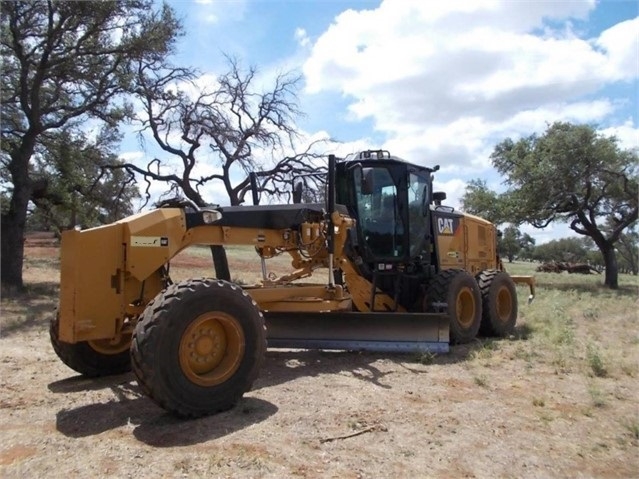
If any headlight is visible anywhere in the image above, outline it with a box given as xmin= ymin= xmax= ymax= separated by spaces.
xmin=202 ymin=210 xmax=222 ymax=224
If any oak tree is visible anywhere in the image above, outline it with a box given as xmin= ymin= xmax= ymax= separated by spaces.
xmin=27 ymin=126 xmax=139 ymax=233
xmin=1 ymin=0 xmax=181 ymax=289
xmin=491 ymin=122 xmax=638 ymax=288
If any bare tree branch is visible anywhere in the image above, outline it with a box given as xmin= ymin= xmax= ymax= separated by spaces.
xmin=129 ymin=55 xmax=326 ymax=207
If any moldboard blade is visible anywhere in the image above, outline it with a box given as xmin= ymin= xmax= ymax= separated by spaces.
xmin=263 ymin=311 xmax=449 ymax=353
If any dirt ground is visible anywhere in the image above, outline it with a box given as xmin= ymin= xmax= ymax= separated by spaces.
xmin=1 ymin=240 xmax=638 ymax=478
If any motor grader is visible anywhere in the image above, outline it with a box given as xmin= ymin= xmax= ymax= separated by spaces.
xmin=52 ymin=150 xmax=535 ymax=418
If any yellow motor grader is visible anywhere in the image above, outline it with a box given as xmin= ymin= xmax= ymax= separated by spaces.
xmin=52 ymin=150 xmax=535 ymax=417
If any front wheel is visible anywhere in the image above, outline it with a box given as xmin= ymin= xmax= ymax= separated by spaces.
xmin=49 ymin=314 xmax=132 ymax=377
xmin=426 ymin=269 xmax=482 ymax=344
xmin=131 ymin=278 xmax=266 ymax=418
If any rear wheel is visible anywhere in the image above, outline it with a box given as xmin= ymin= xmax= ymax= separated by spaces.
xmin=476 ymin=270 xmax=518 ymax=336
xmin=426 ymin=269 xmax=482 ymax=344
xmin=49 ymin=314 xmax=132 ymax=377
xmin=131 ymin=278 xmax=266 ymax=418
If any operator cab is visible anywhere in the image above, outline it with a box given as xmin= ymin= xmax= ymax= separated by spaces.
xmin=336 ymin=150 xmax=440 ymax=308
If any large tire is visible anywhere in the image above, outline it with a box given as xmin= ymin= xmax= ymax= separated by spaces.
xmin=426 ymin=269 xmax=482 ymax=344
xmin=131 ymin=278 xmax=266 ymax=418
xmin=49 ymin=314 xmax=132 ymax=377
xmin=476 ymin=270 xmax=518 ymax=337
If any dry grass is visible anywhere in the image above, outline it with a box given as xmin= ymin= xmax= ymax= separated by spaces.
xmin=1 ymin=244 xmax=638 ymax=478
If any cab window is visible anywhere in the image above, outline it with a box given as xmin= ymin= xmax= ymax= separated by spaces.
xmin=354 ymin=167 xmax=404 ymax=258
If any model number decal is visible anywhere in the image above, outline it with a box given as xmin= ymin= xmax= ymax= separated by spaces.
xmin=131 ymin=236 xmax=169 ymax=247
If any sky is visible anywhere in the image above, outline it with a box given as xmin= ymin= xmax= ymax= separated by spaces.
xmin=121 ymin=0 xmax=639 ymax=244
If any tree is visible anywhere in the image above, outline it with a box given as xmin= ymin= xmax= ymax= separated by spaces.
xmin=1 ymin=0 xmax=181 ymax=289
xmin=118 ymin=56 xmax=327 ymax=208
xmin=460 ymin=179 xmax=506 ymax=225
xmin=531 ymin=237 xmax=592 ymax=263
xmin=27 ymin=127 xmax=139 ymax=233
xmin=499 ymin=225 xmax=535 ymax=262
xmin=491 ymin=122 xmax=638 ymax=289
xmin=461 ymin=180 xmax=534 ymax=262
xmin=614 ymin=225 xmax=638 ymax=275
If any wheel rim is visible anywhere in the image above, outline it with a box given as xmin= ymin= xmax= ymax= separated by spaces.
xmin=496 ymin=285 xmax=513 ymax=322
xmin=88 ymin=334 xmax=131 ymax=355
xmin=179 ymin=312 xmax=245 ymax=387
xmin=456 ymin=286 xmax=476 ymax=329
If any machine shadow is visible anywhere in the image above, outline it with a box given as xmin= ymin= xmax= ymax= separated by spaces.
xmin=48 ymin=372 xmax=136 ymax=394
xmin=51 ymin=337 xmax=510 ymax=445
xmin=252 ymin=338 xmax=508 ymax=391
xmin=254 ymin=349 xmax=401 ymax=391
xmin=52 ymin=375 xmax=277 ymax=447
xmin=132 ymin=397 xmax=278 ymax=447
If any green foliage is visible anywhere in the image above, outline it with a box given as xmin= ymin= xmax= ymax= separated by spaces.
xmin=614 ymin=223 xmax=638 ymax=275
xmin=491 ymin=122 xmax=637 ymax=231
xmin=588 ymin=383 xmax=607 ymax=408
xmin=1 ymin=1 xmax=181 ymax=144
xmin=0 ymin=0 xmax=182 ymax=288
xmin=27 ymin=127 xmax=140 ymax=232
xmin=500 ymin=225 xmax=535 ymax=262
xmin=586 ymin=344 xmax=608 ymax=378
xmin=489 ymin=122 xmax=638 ymax=288
xmin=531 ymin=237 xmax=596 ymax=263
xmin=461 ymin=179 xmax=506 ymax=224
xmin=461 ymin=181 xmax=536 ymax=261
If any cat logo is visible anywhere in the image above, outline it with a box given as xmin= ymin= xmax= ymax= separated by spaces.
xmin=437 ymin=217 xmax=456 ymax=235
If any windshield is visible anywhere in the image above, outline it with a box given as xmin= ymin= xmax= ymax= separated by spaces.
xmin=354 ymin=167 xmax=404 ymax=258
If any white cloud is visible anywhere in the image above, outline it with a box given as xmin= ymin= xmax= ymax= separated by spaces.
xmin=594 ymin=18 xmax=639 ymax=80
xmin=601 ymin=119 xmax=639 ymax=151
xmin=295 ymin=28 xmax=310 ymax=48
xmin=302 ymin=0 xmax=637 ymax=172
xmin=520 ymin=222 xmax=581 ymax=245
xmin=118 ymin=151 xmax=145 ymax=163
xmin=432 ymin=178 xmax=467 ymax=210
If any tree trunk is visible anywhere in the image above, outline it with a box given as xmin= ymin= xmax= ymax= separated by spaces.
xmin=2 ymin=134 xmax=38 ymax=291
xmin=600 ymin=243 xmax=619 ymax=289
xmin=1 ymin=190 xmax=29 ymax=291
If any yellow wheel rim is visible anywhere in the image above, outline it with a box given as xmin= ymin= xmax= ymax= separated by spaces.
xmin=89 ymin=334 xmax=131 ymax=355
xmin=179 ymin=312 xmax=245 ymax=387
xmin=456 ymin=286 xmax=476 ymax=329
xmin=496 ymin=286 xmax=513 ymax=322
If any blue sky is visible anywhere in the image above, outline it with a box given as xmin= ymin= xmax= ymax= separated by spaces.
xmin=122 ymin=0 xmax=638 ymax=243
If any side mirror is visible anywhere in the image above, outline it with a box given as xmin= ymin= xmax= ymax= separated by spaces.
xmin=433 ymin=191 xmax=446 ymax=206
